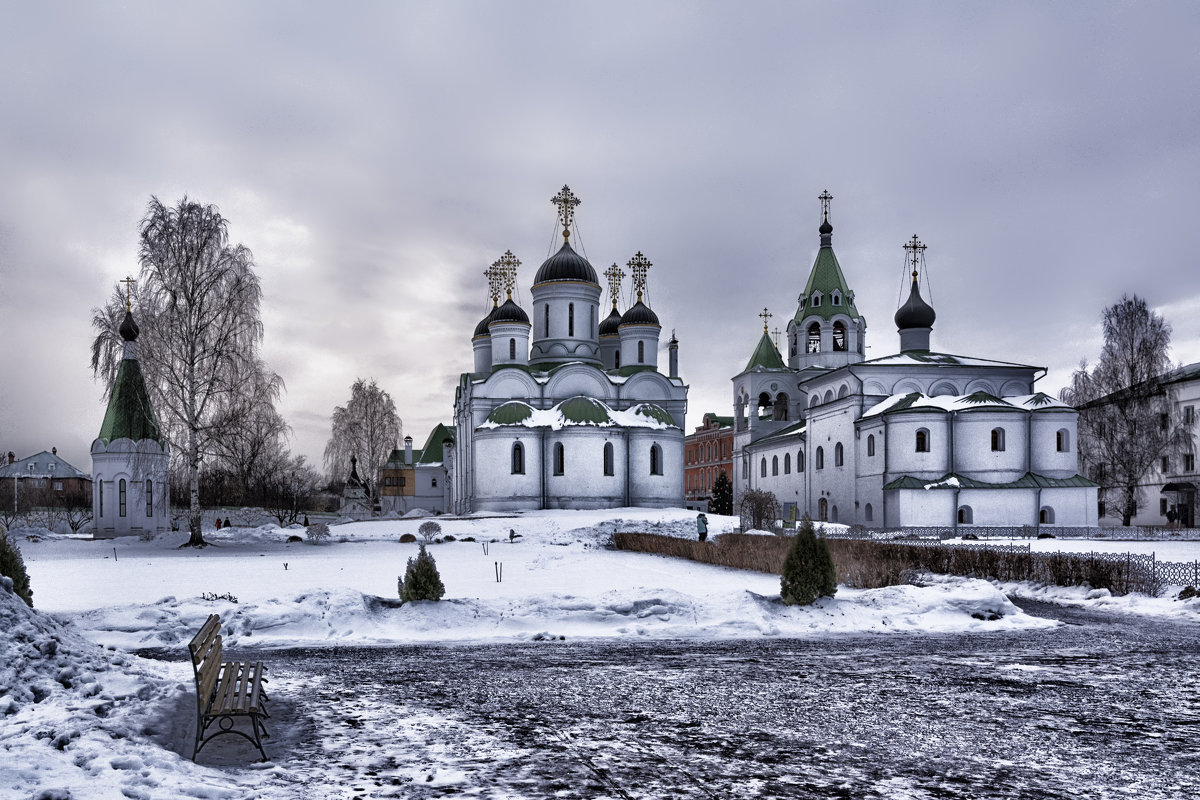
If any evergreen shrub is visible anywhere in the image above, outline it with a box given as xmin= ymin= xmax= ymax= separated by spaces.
xmin=398 ymin=544 xmax=445 ymax=602
xmin=780 ymin=516 xmax=837 ymax=606
xmin=0 ymin=530 xmax=33 ymax=607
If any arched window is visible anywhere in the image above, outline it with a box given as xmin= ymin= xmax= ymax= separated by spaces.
xmin=831 ymin=505 xmax=839 ymax=523
xmin=818 ymin=497 xmax=828 ymax=521
xmin=614 ymin=351 xmax=621 ymax=368
xmin=784 ymin=453 xmax=791 ymax=474
xmin=916 ymin=429 xmax=930 ymax=453
xmin=568 ymin=303 xmax=575 ymax=337
xmin=816 ymin=447 xmax=824 ymax=470
xmin=774 ymin=393 xmax=790 ymax=422
xmin=1040 ymin=506 xmax=1055 ymax=524
xmin=638 ymin=340 xmax=645 ymax=364
xmin=958 ymin=505 xmax=973 ymax=524
xmin=145 ymin=479 xmax=153 ymax=518
xmin=758 ymin=392 xmax=772 ymax=418
xmin=761 ymin=457 xmax=767 ymax=478
xmin=590 ymin=305 xmax=595 ymax=337
xmin=119 ymin=478 xmax=127 ymax=518
xmin=544 ymin=304 xmax=550 ymax=337
xmin=650 ymin=443 xmax=663 ymax=475
xmin=772 ymin=456 xmax=779 ymax=476
xmin=798 ymin=449 xmax=805 ymax=472
xmin=512 ymin=442 xmax=525 ymax=474
xmin=865 ymin=503 xmax=874 ymax=522
xmin=98 ymin=480 xmax=104 ymax=517
xmin=509 ymin=338 xmax=516 ymax=360
xmin=1056 ymin=429 xmax=1070 ymax=452
xmin=603 ymin=442 xmax=614 ymax=476
xmin=991 ymin=428 xmax=1006 ymax=452
xmin=832 ymin=321 xmax=847 ymax=351
xmin=554 ymin=442 xmax=565 ymax=475
xmin=867 ymin=434 xmax=875 ymax=457
xmin=807 ymin=322 xmax=821 ymax=353
xmin=832 ymin=291 xmax=842 ymax=306
xmin=834 ymin=442 xmax=844 ymax=467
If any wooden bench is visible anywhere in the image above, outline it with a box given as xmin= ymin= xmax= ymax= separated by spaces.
xmin=187 ymin=613 xmax=270 ymax=761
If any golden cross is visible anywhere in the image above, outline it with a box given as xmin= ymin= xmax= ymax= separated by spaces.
xmin=119 ymin=276 xmax=136 ymax=312
xmin=904 ymin=234 xmax=927 ymax=280
xmin=483 ymin=263 xmax=501 ymax=307
xmin=495 ymin=250 xmax=521 ymax=299
xmin=627 ymin=252 xmax=651 ymax=303
xmin=551 ymin=185 xmax=581 ymax=241
xmin=759 ymin=307 xmax=772 ymax=333
xmin=604 ymin=263 xmax=625 ymax=309
xmin=819 ymin=189 xmax=833 ymax=221
xmin=772 ymin=327 xmax=782 ymax=349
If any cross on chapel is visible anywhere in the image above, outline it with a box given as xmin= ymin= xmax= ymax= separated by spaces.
xmin=551 ymin=185 xmax=581 ymax=240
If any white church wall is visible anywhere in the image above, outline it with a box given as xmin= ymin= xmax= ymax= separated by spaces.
xmin=478 ymin=370 xmax=541 ymax=402
xmin=90 ymin=445 xmax=170 ymax=538
xmin=893 ymin=489 xmax=957 ymax=528
xmin=545 ymin=366 xmax=615 ymax=401
xmin=1040 ymin=486 xmax=1099 ymax=526
xmin=472 ymin=431 xmax=544 ymax=511
xmin=884 ymin=414 xmax=952 ymax=477
xmin=1030 ymin=414 xmax=1080 ymax=477
xmin=627 ymin=429 xmax=683 ymax=508
xmin=544 ymin=429 xmax=628 ymax=509
xmin=957 ymin=488 xmax=1037 ymax=527
xmin=953 ymin=411 xmax=1029 ymax=482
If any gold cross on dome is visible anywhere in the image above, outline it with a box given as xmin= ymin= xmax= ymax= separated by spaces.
xmin=772 ymin=327 xmax=782 ymax=349
xmin=604 ymin=262 xmax=626 ymax=309
xmin=904 ymin=234 xmax=927 ymax=279
xmin=119 ymin=276 xmax=136 ymax=312
xmin=483 ymin=263 xmax=502 ymax=307
xmin=759 ymin=307 xmax=772 ymax=333
xmin=627 ymin=251 xmax=651 ymax=302
xmin=819 ymin=190 xmax=833 ymax=221
xmin=551 ymin=185 xmax=581 ymax=240
xmin=495 ymin=250 xmax=521 ymax=299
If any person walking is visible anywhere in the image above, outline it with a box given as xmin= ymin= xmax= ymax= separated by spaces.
xmin=697 ymin=513 xmax=708 ymax=542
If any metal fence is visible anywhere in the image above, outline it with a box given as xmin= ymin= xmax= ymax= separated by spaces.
xmin=825 ymin=525 xmax=1200 ymax=541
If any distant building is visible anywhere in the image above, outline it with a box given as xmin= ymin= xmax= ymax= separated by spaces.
xmin=379 ymin=425 xmax=455 ymax=515
xmin=732 ymin=193 xmax=1097 ymax=529
xmin=90 ymin=308 xmax=171 ymax=537
xmin=684 ymin=413 xmax=733 ymax=511
xmin=339 ymin=455 xmax=372 ymax=518
xmin=0 ymin=448 xmax=92 ymax=514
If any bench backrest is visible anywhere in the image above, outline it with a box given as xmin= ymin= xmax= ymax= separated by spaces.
xmin=188 ymin=614 xmax=224 ymax=713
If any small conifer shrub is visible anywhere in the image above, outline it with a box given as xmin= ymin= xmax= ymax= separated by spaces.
xmin=398 ymin=544 xmax=445 ymax=602
xmin=0 ymin=531 xmax=33 ymax=607
xmin=780 ymin=516 xmax=837 ymax=606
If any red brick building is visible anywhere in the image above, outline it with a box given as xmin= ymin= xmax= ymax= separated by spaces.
xmin=684 ymin=413 xmax=733 ymax=511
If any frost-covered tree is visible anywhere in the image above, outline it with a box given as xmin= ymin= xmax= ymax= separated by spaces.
xmin=206 ymin=360 xmax=288 ymax=504
xmin=90 ymin=197 xmax=276 ymax=547
xmin=398 ymin=544 xmax=445 ymax=602
xmin=710 ymin=470 xmax=733 ymax=516
xmin=1061 ymin=295 xmax=1189 ymax=525
xmin=323 ymin=378 xmax=401 ymax=495
xmin=780 ymin=516 xmax=837 ymax=606
xmin=262 ymin=450 xmax=322 ymax=526
xmin=739 ymin=488 xmax=780 ymax=532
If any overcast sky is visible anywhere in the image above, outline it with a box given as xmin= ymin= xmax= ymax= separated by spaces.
xmin=2 ymin=1 xmax=1199 ymax=476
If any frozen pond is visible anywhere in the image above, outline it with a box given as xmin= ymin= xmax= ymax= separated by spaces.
xmin=152 ymin=601 xmax=1200 ymax=799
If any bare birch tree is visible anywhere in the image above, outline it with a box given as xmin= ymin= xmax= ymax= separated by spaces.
xmin=323 ymin=378 xmax=402 ymax=496
xmin=1060 ymin=294 xmax=1188 ymax=525
xmin=90 ymin=196 xmax=273 ymax=546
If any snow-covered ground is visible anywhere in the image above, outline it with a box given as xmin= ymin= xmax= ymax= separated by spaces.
xmin=4 ymin=508 xmax=1200 ymax=798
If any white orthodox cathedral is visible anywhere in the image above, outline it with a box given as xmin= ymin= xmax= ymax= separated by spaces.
xmin=733 ymin=193 xmax=1098 ymax=529
xmin=449 ymin=187 xmax=688 ymax=512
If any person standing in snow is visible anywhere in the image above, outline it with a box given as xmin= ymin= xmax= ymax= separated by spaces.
xmin=697 ymin=513 xmax=708 ymax=542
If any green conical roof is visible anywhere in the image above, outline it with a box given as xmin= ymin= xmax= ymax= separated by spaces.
xmin=98 ymin=356 xmax=164 ymax=445
xmin=796 ymin=227 xmax=859 ymax=322
xmin=744 ymin=331 xmax=787 ymax=372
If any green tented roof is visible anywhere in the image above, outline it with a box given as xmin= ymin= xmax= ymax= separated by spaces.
xmin=743 ymin=331 xmax=788 ymax=372
xmin=884 ymin=472 xmax=1100 ymax=491
xmin=418 ymin=424 xmax=455 ymax=464
xmin=796 ymin=246 xmax=859 ymax=322
xmin=97 ymin=357 xmax=164 ymax=445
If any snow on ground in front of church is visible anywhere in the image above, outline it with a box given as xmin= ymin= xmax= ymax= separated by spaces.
xmin=5 ymin=507 xmax=1200 ymax=798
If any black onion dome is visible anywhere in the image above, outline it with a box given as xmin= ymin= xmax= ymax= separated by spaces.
xmin=599 ymin=306 xmax=623 ymax=336
xmin=119 ymin=310 xmax=139 ymax=342
xmin=533 ymin=241 xmax=599 ymax=285
xmin=489 ymin=297 xmax=530 ymax=325
xmin=473 ymin=308 xmax=495 ymax=338
xmin=620 ymin=299 xmax=660 ymax=327
xmin=819 ymin=218 xmax=833 ymax=236
xmin=894 ymin=278 xmax=937 ymax=330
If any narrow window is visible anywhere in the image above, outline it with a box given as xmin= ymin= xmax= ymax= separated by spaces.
xmin=812 ymin=294 xmax=822 ymax=308
xmin=569 ymin=303 xmax=575 ymax=337
xmin=1161 ymin=456 xmax=1170 ymax=473
xmin=145 ymin=479 xmax=153 ymax=517
xmin=760 ymin=457 xmax=767 ymax=478
xmin=119 ymin=478 xmax=127 ymax=518
xmin=1185 ymin=453 xmax=1195 ymax=472
xmin=832 ymin=321 xmax=847 ymax=351
xmin=1161 ymin=497 xmax=1169 ymax=515
xmin=544 ymin=305 xmax=550 ymax=337
xmin=431 ymin=477 xmax=438 ymax=487
xmin=916 ymin=429 xmax=929 ymax=453
xmin=614 ymin=351 xmax=621 ymax=368
xmin=638 ymin=340 xmax=645 ymax=364
xmin=590 ymin=305 xmax=595 ymax=337
xmin=818 ymin=498 xmax=828 ymax=521
xmin=816 ymin=447 xmax=824 ymax=470
xmin=509 ymin=338 xmax=516 ymax=359
xmin=554 ymin=442 xmax=565 ymax=475
xmin=650 ymin=444 xmax=662 ymax=475
xmin=1160 ymin=413 xmax=1169 ymax=431
xmin=958 ymin=505 xmax=973 ymax=524
xmin=1186 ymin=406 xmax=1195 ymax=425
xmin=832 ymin=292 xmax=842 ymax=306
xmin=831 ymin=505 xmax=839 ymax=523
xmin=98 ymin=479 xmax=103 ymax=517
xmin=867 ymin=434 xmax=875 ymax=457
xmin=807 ymin=322 xmax=821 ymax=353
xmin=1056 ymin=429 xmax=1070 ymax=452
xmin=784 ymin=453 xmax=791 ymax=474
xmin=512 ymin=442 xmax=525 ymax=475
xmin=799 ymin=449 xmax=805 ymax=472
xmin=865 ymin=503 xmax=874 ymax=522
xmin=991 ymin=428 xmax=1005 ymax=452
xmin=604 ymin=442 xmax=614 ymax=476
xmin=772 ymin=455 xmax=779 ymax=476
xmin=834 ymin=442 xmax=844 ymax=467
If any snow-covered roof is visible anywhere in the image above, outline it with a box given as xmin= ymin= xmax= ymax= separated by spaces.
xmin=862 ymin=391 xmax=1074 ymax=419
xmin=0 ymin=450 xmax=90 ymax=480
xmin=858 ymin=350 xmax=1040 ymax=370
xmin=480 ymin=396 xmax=678 ymax=431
